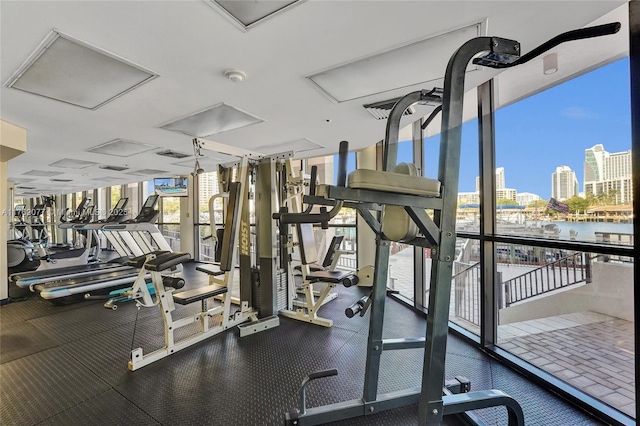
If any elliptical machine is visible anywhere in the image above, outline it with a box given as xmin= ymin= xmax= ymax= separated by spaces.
xmin=7 ymin=205 xmax=40 ymax=275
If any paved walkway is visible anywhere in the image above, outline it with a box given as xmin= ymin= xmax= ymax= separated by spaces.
xmin=499 ymin=314 xmax=635 ymax=418
xmin=385 ymin=247 xmax=636 ymax=419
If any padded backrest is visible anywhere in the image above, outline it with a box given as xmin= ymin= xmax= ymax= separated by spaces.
xmin=220 ymin=182 xmax=241 ymax=271
xmin=296 ymin=223 xmax=319 ymax=265
xmin=321 ymin=235 xmax=345 ymax=268
xmin=381 ymin=163 xmax=420 ymax=242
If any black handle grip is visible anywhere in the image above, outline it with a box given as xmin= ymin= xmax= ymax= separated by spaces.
xmin=279 ymin=212 xmax=330 ymax=224
xmin=475 ymin=22 xmax=621 ymax=69
xmin=307 ymin=369 xmax=338 ymax=381
xmin=309 ymin=166 xmax=318 ymax=196
xmin=336 ymin=141 xmax=349 ymax=187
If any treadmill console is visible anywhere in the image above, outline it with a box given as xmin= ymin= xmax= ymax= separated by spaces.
xmin=14 ymin=204 xmax=26 ymax=218
xmin=104 ymin=198 xmax=130 ymax=223
xmin=123 ymin=195 xmax=159 ymax=224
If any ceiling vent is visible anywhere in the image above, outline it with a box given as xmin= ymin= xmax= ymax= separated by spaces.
xmin=17 ymin=186 xmax=36 ymax=190
xmin=204 ymin=0 xmax=304 ymax=31
xmin=307 ymin=22 xmax=483 ymax=103
xmin=49 ymin=158 xmax=98 ymax=169
xmin=159 ymin=103 xmax=264 ymax=138
xmin=87 ymin=139 xmax=157 ymax=157
xmin=4 ymin=29 xmax=158 ymax=110
xmin=21 ymin=170 xmax=64 ymax=177
xmin=99 ymin=165 xmax=129 ymax=172
xmin=363 ymin=98 xmax=416 ymax=120
xmin=156 ymin=149 xmax=191 ymax=159
xmin=363 ymin=89 xmax=443 ymax=120
xmin=50 ymin=178 xmax=74 ymax=182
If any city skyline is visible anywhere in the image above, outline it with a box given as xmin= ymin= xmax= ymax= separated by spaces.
xmin=421 ymin=57 xmax=631 ymax=199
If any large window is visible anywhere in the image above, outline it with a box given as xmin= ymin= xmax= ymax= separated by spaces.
xmin=491 ymin=57 xmax=634 ymax=419
xmin=159 ymin=197 xmax=181 ymax=251
xmin=196 ymin=170 xmax=221 ymax=262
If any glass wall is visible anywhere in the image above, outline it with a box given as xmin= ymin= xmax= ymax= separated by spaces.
xmin=159 ymin=196 xmax=181 ymax=251
xmin=490 ymin=57 xmax=634 ymax=418
xmin=196 ymin=170 xmax=221 ymax=262
xmin=109 ymin=186 xmax=121 ymax=209
xmin=125 ymin=182 xmax=140 ymax=218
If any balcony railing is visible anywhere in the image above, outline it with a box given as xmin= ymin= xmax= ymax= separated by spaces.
xmin=502 ymin=252 xmax=590 ymax=307
xmin=452 ymin=261 xmax=481 ymax=326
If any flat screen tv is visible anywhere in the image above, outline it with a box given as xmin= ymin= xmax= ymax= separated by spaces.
xmin=154 ymin=176 xmax=188 ymax=197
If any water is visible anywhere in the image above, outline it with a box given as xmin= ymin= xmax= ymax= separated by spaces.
xmin=540 ymin=221 xmax=632 ymax=242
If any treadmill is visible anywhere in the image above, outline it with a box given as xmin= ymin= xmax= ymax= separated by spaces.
xmin=31 ymin=195 xmax=179 ymax=302
xmin=12 ymin=198 xmax=132 ymax=288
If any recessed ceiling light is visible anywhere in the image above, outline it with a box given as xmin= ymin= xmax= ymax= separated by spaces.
xmin=87 ymin=139 xmax=157 ymax=157
xmin=49 ymin=158 xmax=98 ymax=169
xmin=543 ymin=53 xmax=559 ymax=75
xmin=99 ymin=165 xmax=129 ymax=172
xmin=307 ymin=22 xmax=484 ymax=103
xmin=159 ymin=103 xmax=264 ymax=138
xmin=21 ymin=170 xmax=64 ymax=177
xmin=204 ymin=0 xmax=304 ymax=31
xmin=4 ymin=29 xmax=158 ymax=109
xmin=156 ymin=149 xmax=191 ymax=159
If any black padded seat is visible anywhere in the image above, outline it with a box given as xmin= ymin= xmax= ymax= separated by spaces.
xmin=173 ymin=285 xmax=228 ymax=305
xmin=144 ymin=252 xmax=191 ymax=272
xmin=195 ymin=264 xmax=225 ymax=276
xmin=126 ymin=251 xmax=169 ymax=268
xmin=307 ymin=270 xmax=353 ymax=284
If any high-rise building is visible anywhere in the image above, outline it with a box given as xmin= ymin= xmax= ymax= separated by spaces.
xmin=457 ymin=192 xmax=480 ymax=205
xmin=516 ymin=192 xmax=541 ymax=206
xmin=198 ymin=171 xmax=219 ymax=221
xmin=551 ymin=166 xmax=578 ymax=201
xmin=475 ymin=167 xmax=505 ymax=192
xmin=496 ymin=188 xmax=517 ymax=202
xmin=584 ymin=144 xmax=632 ymax=204
xmin=495 ymin=167 xmax=505 ymax=190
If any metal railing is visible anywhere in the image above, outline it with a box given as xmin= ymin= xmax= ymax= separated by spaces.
xmin=452 ymin=261 xmax=481 ymax=326
xmin=337 ymin=255 xmax=357 ymax=270
xmin=502 ymin=252 xmax=590 ymax=307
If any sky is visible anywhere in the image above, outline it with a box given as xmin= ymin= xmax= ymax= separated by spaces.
xmin=424 ymin=57 xmax=632 ymax=199
xmin=334 ymin=57 xmax=631 ymax=200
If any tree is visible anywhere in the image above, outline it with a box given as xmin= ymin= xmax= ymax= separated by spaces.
xmin=496 ymin=198 xmax=518 ymax=206
xmin=527 ymin=199 xmax=548 ymax=209
xmin=585 ymin=192 xmax=598 ymax=206
xmin=162 ymin=197 xmax=180 ymax=222
xmin=565 ymin=195 xmax=590 ymax=213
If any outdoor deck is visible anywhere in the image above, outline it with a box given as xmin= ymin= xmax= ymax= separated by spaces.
xmin=385 ymin=248 xmax=635 ymax=419
xmin=498 ymin=312 xmax=635 ymax=418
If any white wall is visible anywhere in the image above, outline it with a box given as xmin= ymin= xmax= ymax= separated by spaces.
xmin=1 ymin=161 xmax=9 ymax=302
xmin=499 ymin=260 xmax=634 ymax=324
xmin=1 ymin=120 xmax=28 ymax=302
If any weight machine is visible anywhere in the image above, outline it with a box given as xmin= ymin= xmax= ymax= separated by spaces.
xmin=277 ymin=23 xmax=620 ymax=426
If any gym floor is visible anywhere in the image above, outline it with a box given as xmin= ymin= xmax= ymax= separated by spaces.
xmin=0 ymin=262 xmax=606 ymax=425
